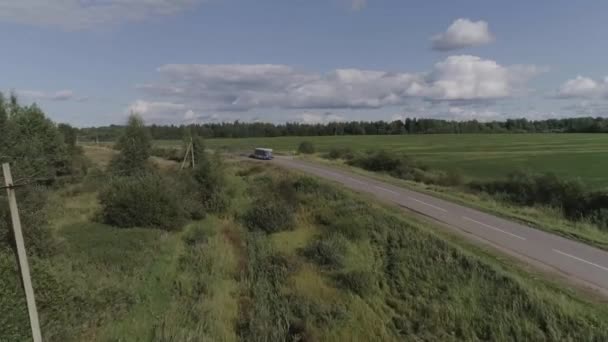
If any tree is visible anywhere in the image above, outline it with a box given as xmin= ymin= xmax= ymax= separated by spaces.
xmin=0 ymin=93 xmax=7 ymax=149
xmin=57 ymin=123 xmax=77 ymax=147
xmin=192 ymin=152 xmax=229 ymax=213
xmin=1 ymin=98 xmax=68 ymax=179
xmin=110 ymin=114 xmax=152 ymax=175
xmin=298 ymin=141 xmax=315 ymax=154
xmin=191 ymin=135 xmax=206 ymax=165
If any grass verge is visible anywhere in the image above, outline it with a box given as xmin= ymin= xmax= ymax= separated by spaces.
xmin=301 ymin=155 xmax=608 ymax=251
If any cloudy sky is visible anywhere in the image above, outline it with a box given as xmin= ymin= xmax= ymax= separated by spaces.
xmin=1 ymin=0 xmax=607 ymax=126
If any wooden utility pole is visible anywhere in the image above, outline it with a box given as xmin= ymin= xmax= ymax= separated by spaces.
xmin=2 ymin=163 xmax=42 ymax=342
xmin=180 ymin=142 xmax=192 ymax=170
xmin=190 ymin=137 xmax=196 ymax=168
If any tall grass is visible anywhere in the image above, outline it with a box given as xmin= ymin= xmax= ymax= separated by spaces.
xmin=236 ymin=163 xmax=608 ymax=341
xmin=3 ymin=158 xmax=608 ymax=341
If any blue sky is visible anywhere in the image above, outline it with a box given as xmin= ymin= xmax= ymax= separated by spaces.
xmin=1 ymin=0 xmax=607 ymax=126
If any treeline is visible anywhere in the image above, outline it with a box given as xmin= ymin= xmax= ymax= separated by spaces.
xmin=79 ymin=116 xmax=608 ymax=141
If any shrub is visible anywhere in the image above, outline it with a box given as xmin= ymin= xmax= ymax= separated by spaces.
xmin=297 ymin=141 xmax=315 ymax=154
xmin=327 ymin=147 xmax=354 ymax=160
xmin=243 ymin=200 xmax=295 ymax=233
xmin=470 ymin=171 xmax=608 ymax=228
xmin=0 ymin=186 xmax=54 ymax=257
xmin=347 ymin=150 xmax=453 ymax=186
xmin=99 ymin=173 xmax=186 ymax=230
xmin=349 ymin=150 xmax=402 ymax=172
xmin=591 ymin=208 xmax=608 ymax=230
xmin=332 ymin=216 xmax=367 ymax=240
xmin=192 ymin=153 xmax=231 ymax=213
xmin=150 ymin=147 xmax=182 ymax=162
xmin=302 ymin=234 xmax=348 ymax=269
xmin=236 ymin=165 xmax=264 ymax=177
xmin=168 ymin=174 xmax=206 ymax=220
xmin=436 ymin=169 xmax=465 ymax=187
xmin=182 ymin=223 xmax=215 ymax=246
xmin=334 ymin=270 xmax=375 ymax=296
xmin=293 ymin=176 xmax=345 ymax=201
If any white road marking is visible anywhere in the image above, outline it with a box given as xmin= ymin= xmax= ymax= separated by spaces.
xmin=409 ymin=197 xmax=448 ymax=212
xmin=553 ymin=249 xmax=608 ymax=272
xmin=374 ymin=185 xmax=400 ymax=195
xmin=462 ymin=216 xmax=527 ymax=241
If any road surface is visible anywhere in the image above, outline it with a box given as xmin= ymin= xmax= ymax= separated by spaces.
xmin=272 ymin=156 xmax=608 ymax=298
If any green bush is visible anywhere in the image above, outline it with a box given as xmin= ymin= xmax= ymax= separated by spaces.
xmin=297 ymin=141 xmax=315 ymax=154
xmin=150 ymin=146 xmax=182 ymax=162
xmin=0 ymin=186 xmax=54 ymax=257
xmin=436 ymin=169 xmax=465 ymax=187
xmin=332 ymin=216 xmax=367 ymax=240
xmin=470 ymin=171 xmax=608 ymax=229
xmin=243 ymin=201 xmax=295 ymax=233
xmin=0 ymin=252 xmax=29 ymax=339
xmin=348 ymin=150 xmax=402 ymax=172
xmin=192 ymin=153 xmax=231 ymax=214
xmin=182 ymin=223 xmax=215 ymax=246
xmin=168 ymin=173 xmax=206 ymax=220
xmin=334 ymin=270 xmax=375 ymax=296
xmin=327 ymin=147 xmax=354 ymax=160
xmin=293 ymin=176 xmax=346 ymax=202
xmin=236 ymin=165 xmax=265 ymax=177
xmin=301 ymin=234 xmax=348 ymax=269
xmin=346 ymin=149 xmax=468 ymax=187
xmin=99 ymin=173 xmax=186 ymax=230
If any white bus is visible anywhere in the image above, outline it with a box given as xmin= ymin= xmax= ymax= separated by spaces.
xmin=250 ymin=148 xmax=274 ymax=160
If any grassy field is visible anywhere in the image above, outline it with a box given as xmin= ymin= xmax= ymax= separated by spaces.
xmin=308 ymin=155 xmax=608 ymax=250
xmin=160 ymin=134 xmax=608 ymax=187
xmin=4 ymin=148 xmax=608 ymax=340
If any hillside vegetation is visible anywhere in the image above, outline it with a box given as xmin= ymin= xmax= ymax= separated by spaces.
xmin=3 ymin=102 xmax=608 ymax=340
xmin=6 ymin=156 xmax=608 ymax=340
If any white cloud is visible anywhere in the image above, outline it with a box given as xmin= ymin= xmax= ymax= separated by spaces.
xmin=299 ymin=112 xmax=345 ymax=124
xmin=557 ymin=76 xmax=608 ymax=99
xmin=427 ymin=55 xmax=542 ymax=100
xmin=136 ymin=56 xmax=540 ymax=120
xmin=18 ymin=89 xmax=76 ymax=101
xmin=127 ymin=99 xmax=189 ymax=122
xmin=0 ymin=0 xmax=204 ymax=29
xmin=126 ymin=99 xmax=230 ymax=124
xmin=431 ymin=18 xmax=494 ymax=51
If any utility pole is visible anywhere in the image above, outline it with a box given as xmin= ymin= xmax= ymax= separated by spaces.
xmin=180 ymin=142 xmax=192 ymax=170
xmin=190 ymin=137 xmax=195 ymax=168
xmin=2 ymin=163 xmax=42 ymax=342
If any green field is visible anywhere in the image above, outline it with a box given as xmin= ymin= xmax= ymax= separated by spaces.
xmin=166 ymin=134 xmax=608 ymax=187
xmin=5 ymin=153 xmax=607 ymax=341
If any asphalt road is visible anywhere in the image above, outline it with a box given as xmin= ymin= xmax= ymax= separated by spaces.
xmin=272 ymin=156 xmax=608 ymax=298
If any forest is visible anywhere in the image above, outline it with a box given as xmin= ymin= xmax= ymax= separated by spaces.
xmin=78 ymin=116 xmax=608 ymax=141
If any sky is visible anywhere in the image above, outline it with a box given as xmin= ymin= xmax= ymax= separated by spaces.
xmin=1 ymin=0 xmax=607 ymax=126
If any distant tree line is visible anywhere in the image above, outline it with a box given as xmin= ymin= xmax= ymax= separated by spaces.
xmin=78 ymin=116 xmax=608 ymax=141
